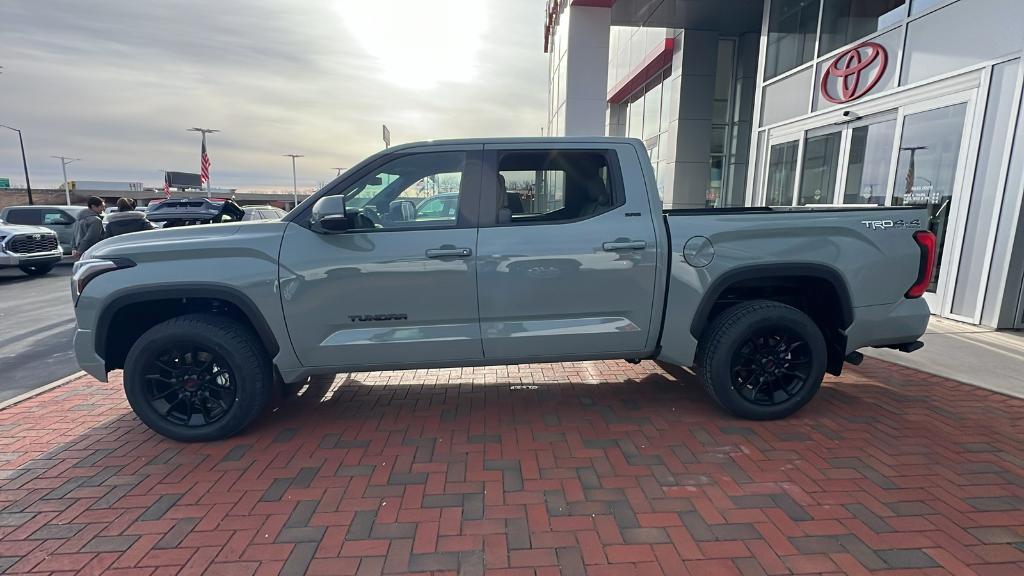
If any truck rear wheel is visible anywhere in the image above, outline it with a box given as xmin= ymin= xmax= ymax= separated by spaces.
xmin=123 ymin=314 xmax=272 ymax=442
xmin=698 ymin=300 xmax=826 ymax=420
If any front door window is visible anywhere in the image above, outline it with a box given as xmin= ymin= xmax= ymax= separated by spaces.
xmin=891 ymin=103 xmax=969 ymax=293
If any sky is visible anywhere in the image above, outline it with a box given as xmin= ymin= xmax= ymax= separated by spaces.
xmin=0 ymin=0 xmax=548 ymax=192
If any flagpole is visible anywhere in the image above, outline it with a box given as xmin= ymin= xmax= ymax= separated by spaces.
xmin=187 ymin=127 xmax=219 ymax=196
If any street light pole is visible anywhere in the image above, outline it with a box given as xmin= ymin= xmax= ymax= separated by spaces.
xmin=186 ymin=127 xmax=219 ymax=195
xmin=283 ymin=154 xmax=304 ymax=208
xmin=1 ymin=124 xmax=33 ymax=205
xmin=331 ymin=167 xmax=348 ymax=177
xmin=52 ymin=155 xmax=80 ymax=206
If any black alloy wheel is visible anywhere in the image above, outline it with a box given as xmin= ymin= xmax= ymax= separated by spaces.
xmin=144 ymin=345 xmax=237 ymax=427
xmin=729 ymin=328 xmax=812 ymax=406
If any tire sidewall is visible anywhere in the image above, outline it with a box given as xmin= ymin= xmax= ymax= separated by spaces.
xmin=124 ymin=317 xmax=268 ymax=442
xmin=706 ymin=304 xmax=826 ymax=420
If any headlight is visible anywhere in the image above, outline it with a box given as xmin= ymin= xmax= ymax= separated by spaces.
xmin=0 ymin=236 xmax=6 ymax=252
xmin=71 ymin=257 xmax=135 ymax=301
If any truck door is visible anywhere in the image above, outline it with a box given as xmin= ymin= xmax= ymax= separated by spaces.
xmin=475 ymin=144 xmax=659 ymax=359
xmin=278 ymin=147 xmax=484 ymax=368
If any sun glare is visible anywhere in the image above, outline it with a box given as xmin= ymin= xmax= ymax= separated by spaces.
xmin=337 ymin=0 xmax=486 ymax=89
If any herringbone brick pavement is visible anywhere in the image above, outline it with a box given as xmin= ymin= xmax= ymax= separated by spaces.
xmin=0 ymin=358 xmax=1021 ymax=575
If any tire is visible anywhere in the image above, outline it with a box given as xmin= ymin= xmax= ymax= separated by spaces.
xmin=123 ymin=314 xmax=272 ymax=442
xmin=698 ymin=300 xmax=826 ymax=420
xmin=19 ymin=263 xmax=54 ymax=276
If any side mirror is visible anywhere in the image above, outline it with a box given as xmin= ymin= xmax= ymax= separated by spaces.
xmin=311 ymin=195 xmax=349 ymax=233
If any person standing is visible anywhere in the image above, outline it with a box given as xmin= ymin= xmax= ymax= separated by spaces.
xmin=105 ymin=197 xmax=155 ymax=237
xmin=72 ymin=196 xmax=106 ymax=257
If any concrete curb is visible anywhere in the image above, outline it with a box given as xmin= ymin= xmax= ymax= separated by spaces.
xmin=0 ymin=371 xmax=86 ymax=411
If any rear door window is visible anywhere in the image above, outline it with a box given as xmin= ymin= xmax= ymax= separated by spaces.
xmin=494 ymin=150 xmax=620 ymax=225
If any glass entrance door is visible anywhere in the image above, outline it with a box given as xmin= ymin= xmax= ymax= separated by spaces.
xmin=890 ymin=101 xmax=972 ymax=311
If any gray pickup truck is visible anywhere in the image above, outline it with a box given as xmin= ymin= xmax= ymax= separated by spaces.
xmin=71 ymin=138 xmax=934 ymax=441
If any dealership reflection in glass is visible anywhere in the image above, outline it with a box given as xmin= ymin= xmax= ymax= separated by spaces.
xmin=892 ymin=103 xmax=968 ymax=292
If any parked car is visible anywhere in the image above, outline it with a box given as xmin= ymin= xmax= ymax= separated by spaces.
xmin=0 ymin=219 xmax=63 ymax=275
xmin=0 ymin=205 xmax=88 ymax=255
xmin=145 ymin=198 xmax=245 ymax=228
xmin=415 ymin=192 xmax=459 ymax=221
xmin=241 ymin=205 xmax=287 ymax=221
xmin=71 ymin=137 xmax=933 ymax=441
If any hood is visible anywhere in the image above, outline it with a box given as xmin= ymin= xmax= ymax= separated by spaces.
xmin=0 ymin=222 xmax=57 ymax=237
xmin=105 ymin=210 xmax=146 ymax=223
xmin=87 ymin=221 xmax=244 ymax=258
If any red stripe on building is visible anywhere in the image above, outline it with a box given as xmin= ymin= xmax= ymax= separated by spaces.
xmin=607 ymin=38 xmax=675 ymax=104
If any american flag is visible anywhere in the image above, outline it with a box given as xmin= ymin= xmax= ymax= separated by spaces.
xmin=163 ymin=173 xmax=170 ymax=198
xmin=200 ymin=135 xmax=211 ymax=185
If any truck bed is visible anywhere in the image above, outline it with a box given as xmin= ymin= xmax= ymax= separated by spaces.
xmin=655 ymin=205 xmax=931 ymax=368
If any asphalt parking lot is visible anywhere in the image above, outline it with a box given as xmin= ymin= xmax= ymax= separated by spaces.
xmin=0 ymin=263 xmax=78 ymax=403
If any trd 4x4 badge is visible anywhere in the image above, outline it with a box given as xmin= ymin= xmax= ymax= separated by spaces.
xmin=861 ymin=219 xmax=921 ymax=230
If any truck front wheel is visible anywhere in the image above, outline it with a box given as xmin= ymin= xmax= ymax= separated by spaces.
xmin=698 ymin=300 xmax=826 ymax=420
xmin=123 ymin=314 xmax=272 ymax=442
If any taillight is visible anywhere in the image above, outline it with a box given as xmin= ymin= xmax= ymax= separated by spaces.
xmin=906 ymin=230 xmax=936 ymax=299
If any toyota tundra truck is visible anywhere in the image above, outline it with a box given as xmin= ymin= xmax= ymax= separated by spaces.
xmin=71 ymin=138 xmax=934 ymax=441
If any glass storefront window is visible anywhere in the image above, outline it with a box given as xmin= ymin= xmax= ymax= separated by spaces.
xmin=843 ymin=118 xmax=896 ymax=205
xmin=643 ymin=80 xmax=662 ymax=141
xmin=819 ymin=0 xmax=906 ymax=55
xmin=909 ymin=0 xmax=945 ymax=15
xmin=799 ymin=131 xmax=842 ymax=204
xmin=765 ymin=0 xmax=820 ymax=79
xmin=766 ymin=141 xmax=799 ymax=205
xmin=627 ymin=92 xmax=644 ymax=139
xmin=892 ymin=103 xmax=968 ymax=293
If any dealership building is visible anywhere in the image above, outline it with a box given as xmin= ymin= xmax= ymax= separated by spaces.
xmin=544 ymin=0 xmax=1024 ymax=329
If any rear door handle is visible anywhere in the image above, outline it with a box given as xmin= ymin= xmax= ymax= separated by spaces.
xmin=602 ymin=240 xmax=647 ymax=251
xmin=426 ymin=247 xmax=472 ymax=258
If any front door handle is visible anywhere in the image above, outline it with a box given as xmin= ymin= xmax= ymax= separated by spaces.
xmin=426 ymin=247 xmax=472 ymax=258
xmin=602 ymin=240 xmax=647 ymax=251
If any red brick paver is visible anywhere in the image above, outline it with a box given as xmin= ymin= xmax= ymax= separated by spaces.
xmin=0 ymin=358 xmax=1021 ymax=575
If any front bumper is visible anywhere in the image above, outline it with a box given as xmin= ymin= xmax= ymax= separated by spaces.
xmin=0 ymin=250 xmax=62 ymax=267
xmin=74 ymin=328 xmax=108 ymax=382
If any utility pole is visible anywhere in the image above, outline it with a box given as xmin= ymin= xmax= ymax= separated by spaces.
xmin=1 ymin=124 xmax=33 ymax=205
xmin=186 ymin=127 xmax=219 ymax=194
xmin=283 ymin=154 xmax=304 ymax=208
xmin=52 ymin=155 xmax=80 ymax=205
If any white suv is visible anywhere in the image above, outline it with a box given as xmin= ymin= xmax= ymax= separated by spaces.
xmin=0 ymin=219 xmax=63 ymax=276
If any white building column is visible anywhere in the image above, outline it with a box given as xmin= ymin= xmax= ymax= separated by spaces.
xmin=663 ymin=30 xmax=719 ymax=209
xmin=555 ymin=6 xmax=611 ymax=136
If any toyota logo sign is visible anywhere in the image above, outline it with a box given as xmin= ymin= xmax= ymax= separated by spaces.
xmin=31 ymin=234 xmax=41 ymax=240
xmin=820 ymin=42 xmax=888 ymax=104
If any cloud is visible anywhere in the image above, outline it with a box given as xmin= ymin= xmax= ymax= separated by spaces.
xmin=0 ymin=0 xmax=548 ymax=191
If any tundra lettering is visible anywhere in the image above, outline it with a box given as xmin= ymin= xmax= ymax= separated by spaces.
xmin=348 ymin=313 xmax=409 ymax=322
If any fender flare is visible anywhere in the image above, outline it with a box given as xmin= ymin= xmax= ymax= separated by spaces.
xmin=95 ymin=284 xmax=281 ymax=360
xmin=689 ymin=263 xmax=854 ymax=339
